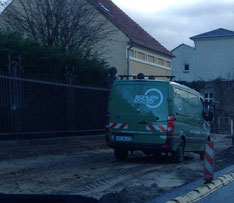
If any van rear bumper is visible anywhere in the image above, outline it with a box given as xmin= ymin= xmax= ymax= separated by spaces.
xmin=106 ymin=135 xmax=181 ymax=152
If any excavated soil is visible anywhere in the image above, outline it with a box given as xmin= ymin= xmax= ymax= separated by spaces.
xmin=0 ymin=134 xmax=232 ymax=203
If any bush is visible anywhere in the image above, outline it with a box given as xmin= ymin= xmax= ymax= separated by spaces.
xmin=0 ymin=32 xmax=109 ymax=87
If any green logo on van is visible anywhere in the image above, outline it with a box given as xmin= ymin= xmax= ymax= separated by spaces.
xmin=134 ymin=88 xmax=163 ymax=108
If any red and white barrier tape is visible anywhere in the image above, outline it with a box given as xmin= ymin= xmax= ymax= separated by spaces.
xmin=146 ymin=124 xmax=167 ymax=132
xmin=109 ymin=123 xmax=128 ymax=130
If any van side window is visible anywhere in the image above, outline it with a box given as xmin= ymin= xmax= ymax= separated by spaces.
xmin=186 ymin=93 xmax=201 ymax=117
xmin=174 ymin=88 xmax=202 ymax=117
xmin=174 ymin=88 xmax=183 ymax=112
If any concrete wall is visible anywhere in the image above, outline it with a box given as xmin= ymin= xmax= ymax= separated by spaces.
xmin=195 ymin=37 xmax=234 ymax=81
xmin=171 ymin=44 xmax=195 ymax=82
xmin=93 ymin=23 xmax=129 ymax=75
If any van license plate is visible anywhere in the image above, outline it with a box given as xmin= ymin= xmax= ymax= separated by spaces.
xmin=115 ymin=136 xmax=132 ymax=142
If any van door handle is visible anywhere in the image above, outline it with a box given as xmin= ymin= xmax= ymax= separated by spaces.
xmin=138 ymin=121 xmax=147 ymax=124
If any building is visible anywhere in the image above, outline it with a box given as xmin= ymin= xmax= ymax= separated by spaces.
xmin=172 ymin=28 xmax=234 ymax=133
xmin=172 ymin=28 xmax=234 ymax=81
xmin=171 ymin=43 xmax=195 ymax=82
xmin=84 ymin=0 xmax=173 ymax=76
xmin=1 ymin=0 xmax=173 ymax=77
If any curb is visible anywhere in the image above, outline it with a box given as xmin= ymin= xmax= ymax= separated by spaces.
xmin=166 ymin=172 xmax=234 ymax=203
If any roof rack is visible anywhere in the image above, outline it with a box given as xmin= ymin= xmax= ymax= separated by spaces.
xmin=119 ymin=74 xmax=175 ymax=81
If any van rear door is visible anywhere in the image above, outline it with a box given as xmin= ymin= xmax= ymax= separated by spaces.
xmin=136 ymin=81 xmax=169 ymax=135
xmin=109 ymin=81 xmax=169 ymax=136
xmin=109 ymin=82 xmax=140 ymax=135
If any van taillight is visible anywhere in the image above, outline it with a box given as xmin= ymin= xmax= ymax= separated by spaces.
xmin=167 ymin=115 xmax=175 ymax=136
xmin=106 ymin=113 xmax=110 ymax=129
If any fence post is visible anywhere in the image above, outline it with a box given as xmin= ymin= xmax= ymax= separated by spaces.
xmin=8 ymin=55 xmax=23 ymax=137
xmin=65 ymin=66 xmax=76 ymax=135
xmin=231 ymin=119 xmax=234 ymax=145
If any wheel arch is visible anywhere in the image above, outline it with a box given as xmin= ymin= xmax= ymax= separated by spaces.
xmin=181 ymin=135 xmax=186 ymax=146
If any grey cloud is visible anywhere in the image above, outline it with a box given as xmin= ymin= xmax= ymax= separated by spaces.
xmin=168 ymin=1 xmax=234 ymax=18
xmin=121 ymin=1 xmax=234 ymax=50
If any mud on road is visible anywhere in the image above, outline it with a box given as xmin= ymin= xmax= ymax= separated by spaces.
xmin=0 ymin=134 xmax=232 ymax=203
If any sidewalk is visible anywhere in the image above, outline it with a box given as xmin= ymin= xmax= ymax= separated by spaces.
xmin=150 ymin=162 xmax=234 ymax=203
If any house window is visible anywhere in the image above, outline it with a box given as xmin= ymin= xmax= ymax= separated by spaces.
xmin=138 ymin=52 xmax=145 ymax=60
xmin=148 ymin=55 xmax=155 ymax=63
xmin=184 ymin=64 xmax=189 ymax=72
xmin=166 ymin=61 xmax=171 ymax=67
xmin=127 ymin=48 xmax=171 ymax=70
xmin=129 ymin=49 xmax=134 ymax=57
xmin=158 ymin=58 xmax=163 ymax=65
xmin=204 ymin=92 xmax=213 ymax=109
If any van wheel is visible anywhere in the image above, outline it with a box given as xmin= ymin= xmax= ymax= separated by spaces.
xmin=114 ymin=148 xmax=128 ymax=161
xmin=172 ymin=141 xmax=184 ymax=163
xmin=153 ymin=152 xmax=161 ymax=160
xmin=199 ymin=151 xmax=205 ymax=160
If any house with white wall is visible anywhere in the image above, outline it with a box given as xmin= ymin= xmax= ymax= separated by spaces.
xmin=171 ymin=44 xmax=195 ymax=82
xmin=172 ymin=28 xmax=234 ymax=81
xmin=87 ymin=0 xmax=174 ymax=77
xmin=171 ymin=28 xmax=234 ymax=133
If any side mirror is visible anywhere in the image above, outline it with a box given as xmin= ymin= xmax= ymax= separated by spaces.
xmin=202 ymin=110 xmax=213 ymax=121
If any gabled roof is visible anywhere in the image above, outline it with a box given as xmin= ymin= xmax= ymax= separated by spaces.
xmin=190 ymin=28 xmax=234 ymax=41
xmin=171 ymin=43 xmax=194 ymax=52
xmin=87 ymin=0 xmax=173 ymax=57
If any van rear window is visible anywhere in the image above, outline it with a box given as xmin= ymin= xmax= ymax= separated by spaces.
xmin=110 ymin=83 xmax=168 ymax=114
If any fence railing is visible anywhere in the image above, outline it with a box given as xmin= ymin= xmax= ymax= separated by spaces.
xmin=0 ymin=74 xmax=109 ymax=140
xmin=211 ymin=116 xmax=232 ymax=134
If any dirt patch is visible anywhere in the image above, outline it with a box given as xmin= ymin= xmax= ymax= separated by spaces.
xmin=100 ymin=184 xmax=160 ymax=203
xmin=215 ymin=137 xmax=234 ymax=171
xmin=0 ymin=134 xmax=232 ymax=203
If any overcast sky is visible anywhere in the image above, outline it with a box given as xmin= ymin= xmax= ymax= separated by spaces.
xmin=1 ymin=0 xmax=234 ymax=51
xmin=112 ymin=0 xmax=234 ymax=51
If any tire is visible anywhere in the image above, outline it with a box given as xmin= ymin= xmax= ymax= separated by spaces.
xmin=143 ymin=151 xmax=151 ymax=155
xmin=172 ymin=141 xmax=184 ymax=163
xmin=153 ymin=152 xmax=161 ymax=160
xmin=114 ymin=148 xmax=128 ymax=161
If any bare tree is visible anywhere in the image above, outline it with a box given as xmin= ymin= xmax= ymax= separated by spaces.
xmin=0 ymin=0 xmax=114 ymax=58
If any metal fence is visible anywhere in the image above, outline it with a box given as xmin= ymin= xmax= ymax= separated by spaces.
xmin=0 ymin=74 xmax=109 ymax=140
xmin=211 ymin=116 xmax=231 ymax=134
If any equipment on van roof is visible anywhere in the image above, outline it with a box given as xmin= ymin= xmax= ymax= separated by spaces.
xmin=119 ymin=73 xmax=175 ymax=81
